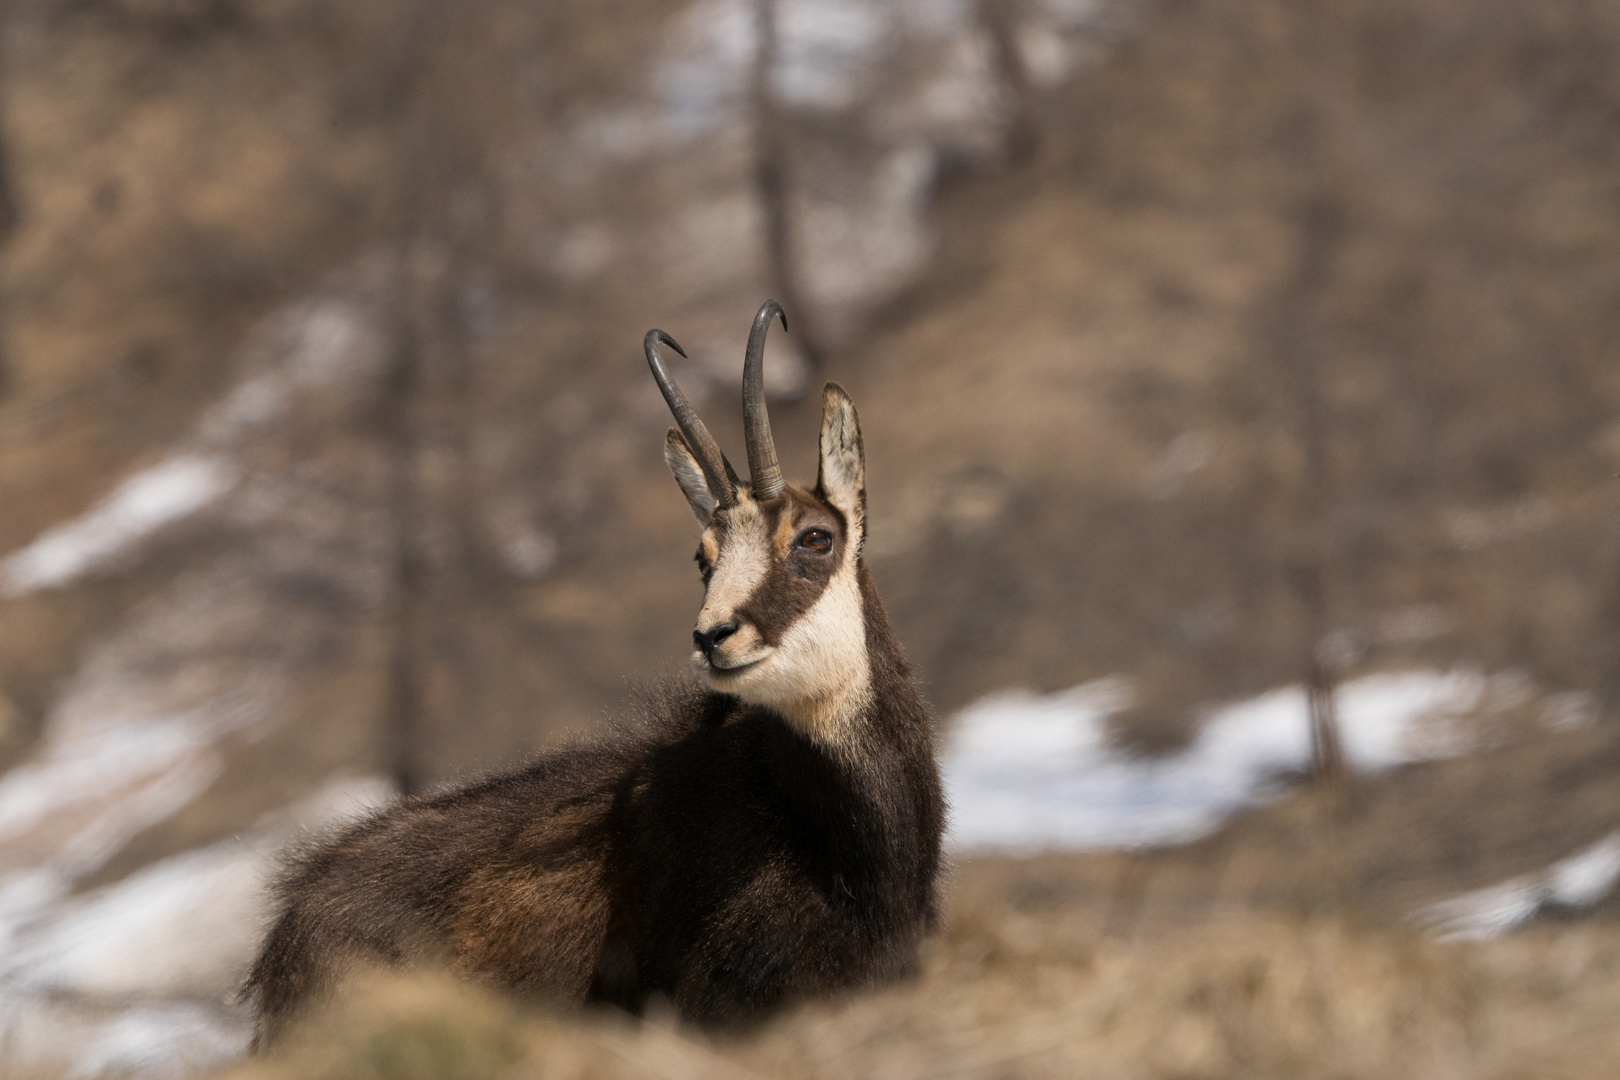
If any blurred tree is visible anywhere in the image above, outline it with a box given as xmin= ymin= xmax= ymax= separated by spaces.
xmin=752 ymin=0 xmax=828 ymax=370
xmin=0 ymin=20 xmax=16 ymax=398
xmin=377 ymin=0 xmax=488 ymax=796
xmin=978 ymin=0 xmax=1040 ymax=162
xmin=1286 ymin=191 xmax=1347 ymax=784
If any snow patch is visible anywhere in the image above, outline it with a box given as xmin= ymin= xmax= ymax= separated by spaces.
xmin=1418 ymin=831 xmax=1620 ymax=941
xmin=0 ymin=690 xmax=274 ymax=956
xmin=1 ymin=455 xmax=237 ymax=596
xmin=944 ymin=670 xmax=1487 ymax=851
xmin=0 ymin=268 xmax=398 ymax=599
xmin=0 ymin=832 xmax=257 ymax=996
xmin=0 ymin=776 xmax=392 ymax=1079
xmin=501 ymin=529 xmax=558 ymax=579
xmin=0 ymin=993 xmax=249 ymax=1080
xmin=776 ymin=0 xmax=889 ymax=109
xmin=654 ymin=0 xmax=892 ymax=128
xmin=286 ymin=299 xmax=381 ymax=385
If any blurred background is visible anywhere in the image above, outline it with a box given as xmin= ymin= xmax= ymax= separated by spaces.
xmin=2 ymin=0 xmax=1620 ymax=1075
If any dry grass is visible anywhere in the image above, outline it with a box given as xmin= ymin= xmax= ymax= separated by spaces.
xmin=219 ymin=893 xmax=1620 ymax=1080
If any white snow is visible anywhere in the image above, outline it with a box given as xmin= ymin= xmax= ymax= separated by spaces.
xmin=0 ymin=993 xmax=250 ymax=1080
xmin=944 ymin=670 xmax=1488 ymax=851
xmin=1 ymin=838 xmax=260 ymax=997
xmin=655 ymin=0 xmax=1099 ymax=125
xmin=0 ymin=754 xmax=225 ymax=944
xmin=1418 ymin=831 xmax=1620 ymax=941
xmin=0 ymin=709 xmax=234 ymax=845
xmin=775 ymin=0 xmax=889 ymax=109
xmin=0 ymin=688 xmax=275 ymax=956
xmin=0 ymin=776 xmax=392 ymax=1079
xmin=285 ymin=298 xmax=383 ymax=385
xmin=0 ymin=455 xmax=237 ymax=596
xmin=501 ymin=529 xmax=558 ymax=579
xmin=655 ymin=0 xmax=890 ymax=129
xmin=0 ymin=261 xmax=411 ymax=1077
xmin=0 ymin=266 xmax=396 ymax=602
xmin=1551 ymin=832 xmax=1620 ymax=905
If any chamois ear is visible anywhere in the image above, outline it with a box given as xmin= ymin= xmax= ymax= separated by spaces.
xmin=665 ymin=428 xmax=718 ymax=525
xmin=816 ymin=382 xmax=865 ymax=537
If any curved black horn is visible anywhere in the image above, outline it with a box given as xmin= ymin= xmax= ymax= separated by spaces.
xmin=645 ymin=329 xmax=737 ymax=509
xmin=743 ymin=300 xmax=788 ymax=501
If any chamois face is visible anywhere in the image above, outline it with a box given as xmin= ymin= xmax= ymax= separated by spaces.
xmin=665 ymin=383 xmax=870 ymax=740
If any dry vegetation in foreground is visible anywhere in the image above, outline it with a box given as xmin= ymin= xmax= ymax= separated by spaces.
xmin=217 ymin=890 xmax=1620 ymax=1080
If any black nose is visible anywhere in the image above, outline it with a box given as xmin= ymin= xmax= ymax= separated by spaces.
xmin=693 ymin=622 xmax=739 ymax=657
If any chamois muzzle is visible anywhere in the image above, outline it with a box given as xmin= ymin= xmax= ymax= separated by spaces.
xmin=743 ymin=300 xmax=787 ymax=501
xmin=692 ymin=621 xmax=740 ymax=661
xmin=644 ymin=329 xmax=738 ymax=509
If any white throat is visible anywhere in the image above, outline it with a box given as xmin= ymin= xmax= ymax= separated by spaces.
xmin=725 ymin=555 xmax=872 ymax=749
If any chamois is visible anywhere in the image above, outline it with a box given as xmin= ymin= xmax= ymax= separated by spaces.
xmin=243 ymin=301 xmax=945 ymax=1044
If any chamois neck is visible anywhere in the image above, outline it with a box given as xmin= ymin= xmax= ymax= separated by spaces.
xmin=775 ymin=674 xmax=873 ymax=753
xmin=856 ymin=563 xmax=919 ymax=693
xmin=797 ymin=561 xmax=925 ymax=755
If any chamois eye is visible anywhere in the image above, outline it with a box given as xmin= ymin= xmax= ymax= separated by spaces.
xmin=799 ymin=528 xmax=833 ymax=553
xmin=694 ymin=549 xmax=712 ymax=583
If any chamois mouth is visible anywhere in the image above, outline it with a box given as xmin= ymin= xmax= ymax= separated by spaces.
xmin=699 ymin=652 xmax=769 ymax=677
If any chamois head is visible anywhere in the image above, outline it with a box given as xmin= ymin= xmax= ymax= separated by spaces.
xmin=646 ymin=301 xmax=869 ymax=742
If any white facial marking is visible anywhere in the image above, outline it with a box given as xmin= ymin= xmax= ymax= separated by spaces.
xmin=696 ymin=492 xmax=870 ymax=749
xmin=694 ymin=499 xmax=772 ymax=666
xmin=742 ymin=555 xmax=870 ymax=746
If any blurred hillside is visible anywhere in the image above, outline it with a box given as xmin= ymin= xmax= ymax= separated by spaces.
xmin=0 ymin=0 xmax=1121 ymax=865
xmin=2 ymin=0 xmax=1620 ymax=1074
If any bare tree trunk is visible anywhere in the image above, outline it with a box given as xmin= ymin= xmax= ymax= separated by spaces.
xmin=0 ymin=18 xmax=18 ymax=398
xmin=0 ymin=104 xmax=15 ymax=241
xmin=381 ymin=233 xmax=482 ymax=796
xmin=1286 ymin=192 xmax=1347 ymax=786
xmin=382 ymin=251 xmax=428 ymax=796
xmin=377 ymin=0 xmax=461 ymax=797
xmin=1565 ymin=1 xmax=1620 ymax=725
xmin=752 ymin=0 xmax=827 ymax=369
xmin=977 ymin=0 xmax=1039 ymax=162
xmin=1600 ymin=548 xmax=1620 ymax=722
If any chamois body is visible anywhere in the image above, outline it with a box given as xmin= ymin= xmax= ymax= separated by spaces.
xmin=244 ymin=303 xmax=945 ymax=1042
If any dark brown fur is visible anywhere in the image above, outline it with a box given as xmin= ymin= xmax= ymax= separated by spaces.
xmin=242 ymin=558 xmax=944 ymax=1043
